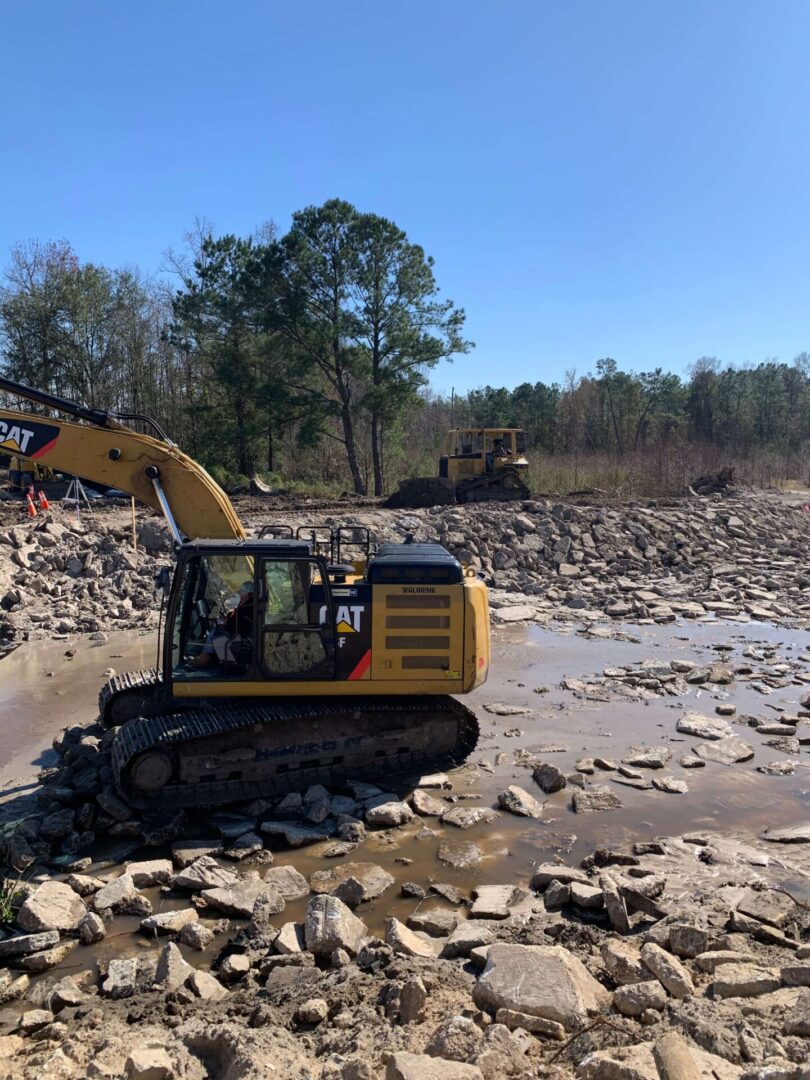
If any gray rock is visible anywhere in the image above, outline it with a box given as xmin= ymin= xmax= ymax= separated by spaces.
xmin=640 ymin=942 xmax=694 ymax=998
xmin=473 ymin=943 xmax=610 ymax=1030
xmin=399 ymin=976 xmax=428 ymax=1024
xmin=483 ymin=702 xmax=530 ymax=716
xmin=411 ymin=789 xmax=447 ymax=816
xmin=779 ymin=962 xmax=810 ymax=987
xmin=310 ymin=862 xmax=395 ymax=904
xmin=17 ymin=880 xmax=85 ymax=933
xmin=0 ymin=974 xmax=29 ymax=1005
xmin=694 ymin=736 xmax=754 ymax=765
xmin=669 ymin=924 xmax=710 ymax=958
xmin=78 ymin=911 xmax=106 ymax=944
xmin=532 ymin=763 xmax=567 ymax=793
xmin=64 ymin=873 xmax=105 ymax=897
xmin=497 ymin=785 xmax=544 ymax=818
xmin=711 ymin=963 xmax=780 ymax=998
xmin=202 ymin=879 xmax=273 ymax=919
xmin=0 ymin=931 xmax=60 ymax=958
xmin=406 ymin=908 xmax=460 ymax=936
xmin=154 ymin=941 xmax=194 ymax=991
xmin=470 ymin=884 xmax=516 ymax=920
xmin=260 ymin=821 xmax=329 ymax=846
xmin=101 ymin=956 xmax=156 ymax=999
xmin=652 ymin=775 xmax=688 ymax=794
xmin=440 ymin=922 xmax=495 ymax=959
xmin=274 ymin=921 xmax=306 ymax=954
xmin=677 ymin=711 xmax=732 ymax=740
xmin=763 ymin=822 xmax=810 ymax=843
xmin=784 ymin=989 xmax=810 ymax=1036
xmin=219 ymin=954 xmax=251 ymax=983
xmin=438 ymin=840 xmax=483 ymax=869
xmin=365 ymin=800 xmax=414 ymax=828
xmin=126 ymin=859 xmax=172 ymax=887
xmin=263 ymin=865 xmax=310 ymax=899
xmin=441 ymin=806 xmax=498 ymax=829
xmin=572 ymin=786 xmax=623 ymax=813
xmin=622 ymin=746 xmax=672 ymax=769
xmin=171 ymin=856 xmax=237 ymax=891
xmin=531 ymin=864 xmax=589 ymax=889
xmin=737 ymin=887 xmax=796 ymax=929
xmin=188 ymin=969 xmax=228 ymax=1001
xmin=92 ymin=873 xmax=138 ymax=914
xmin=171 ymin=840 xmax=223 ymax=867
xmin=47 ymin=976 xmax=85 ymax=1013
xmin=295 ymin=996 xmax=328 ymax=1023
xmin=424 ymin=1014 xmax=483 ymax=1061
xmin=384 ymin=917 xmax=436 ymax=958
xmin=571 ymin=882 xmax=603 ymax=909
xmin=544 ymin=881 xmax=570 ymax=909
xmin=386 ymin=1053 xmax=483 ymax=1080
xmin=305 ymin=894 xmax=368 ymax=956
xmin=17 ymin=940 xmax=78 ymax=972
xmin=140 ymin=908 xmax=199 ymax=935
xmin=613 ymin=980 xmax=667 ymax=1016
xmin=180 ymin=922 xmax=214 ymax=950
xmin=125 ymin=1047 xmax=173 ymax=1080
xmin=223 ymin=831 xmax=264 ymax=860
xmin=679 ymin=755 xmax=705 ymax=769
xmin=601 ymin=939 xmax=648 ymax=985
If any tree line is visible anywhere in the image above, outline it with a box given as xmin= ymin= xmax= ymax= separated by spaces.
xmin=0 ymin=201 xmax=468 ymax=495
xmin=1 ymin=202 xmax=808 ymax=496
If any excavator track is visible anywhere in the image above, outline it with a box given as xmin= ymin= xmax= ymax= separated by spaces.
xmin=111 ymin=695 xmax=479 ymax=811
xmin=99 ymin=669 xmax=165 ymax=728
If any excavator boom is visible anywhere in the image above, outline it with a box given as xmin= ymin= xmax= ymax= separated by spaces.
xmin=0 ymin=378 xmax=244 ymax=540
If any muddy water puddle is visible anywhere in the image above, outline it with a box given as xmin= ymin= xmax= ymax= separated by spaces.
xmin=1 ymin=619 xmax=809 ymax=989
xmin=0 ymin=631 xmax=157 ymax=784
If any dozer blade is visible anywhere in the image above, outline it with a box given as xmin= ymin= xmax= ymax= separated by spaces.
xmin=111 ymin=695 xmax=479 ymax=810
xmin=387 ymin=476 xmax=457 ymax=508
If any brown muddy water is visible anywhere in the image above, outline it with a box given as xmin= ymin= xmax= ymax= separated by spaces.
xmin=1 ymin=619 xmax=809 ymax=988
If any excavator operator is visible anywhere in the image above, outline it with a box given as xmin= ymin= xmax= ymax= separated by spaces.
xmin=187 ymin=580 xmax=255 ymax=670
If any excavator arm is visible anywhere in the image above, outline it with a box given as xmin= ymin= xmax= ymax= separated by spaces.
xmin=0 ymin=378 xmax=245 ymax=541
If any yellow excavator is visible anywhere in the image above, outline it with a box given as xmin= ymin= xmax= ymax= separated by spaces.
xmin=0 ymin=377 xmax=489 ymax=810
xmin=390 ymin=428 xmax=531 ymax=507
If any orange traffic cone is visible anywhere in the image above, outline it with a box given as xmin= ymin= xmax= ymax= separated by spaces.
xmin=38 ymin=490 xmax=49 ymax=511
xmin=26 ymin=491 xmax=37 ymax=518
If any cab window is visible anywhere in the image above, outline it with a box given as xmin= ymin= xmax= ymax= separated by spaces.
xmin=172 ymin=554 xmax=255 ymax=679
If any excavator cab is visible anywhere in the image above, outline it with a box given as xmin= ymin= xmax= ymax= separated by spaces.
xmin=169 ymin=542 xmax=336 ymax=684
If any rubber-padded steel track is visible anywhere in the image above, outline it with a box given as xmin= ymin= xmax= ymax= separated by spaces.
xmin=112 ymin=696 xmax=479 ymax=810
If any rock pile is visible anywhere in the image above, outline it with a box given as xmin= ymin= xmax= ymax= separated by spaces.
xmin=0 ymin=515 xmax=165 ymax=649
xmin=0 ymin=830 xmax=808 ymax=1079
xmin=3 ymin=491 xmax=810 ymax=652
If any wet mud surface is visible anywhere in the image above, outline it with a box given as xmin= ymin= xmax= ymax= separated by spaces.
xmin=1 ymin=616 xmax=808 ymax=989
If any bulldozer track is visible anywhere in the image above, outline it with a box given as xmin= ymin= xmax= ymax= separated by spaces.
xmin=111 ymin=694 xmax=479 ymax=811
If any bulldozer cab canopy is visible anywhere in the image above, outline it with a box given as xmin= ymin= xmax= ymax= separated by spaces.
xmin=444 ymin=429 xmax=526 ymax=457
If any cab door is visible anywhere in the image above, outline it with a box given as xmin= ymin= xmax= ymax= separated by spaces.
xmin=259 ymin=557 xmax=336 ymax=680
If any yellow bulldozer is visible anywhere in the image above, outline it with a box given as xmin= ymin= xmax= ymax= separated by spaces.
xmin=0 ymin=376 xmax=490 ymax=810
xmin=389 ymin=427 xmax=530 ymax=507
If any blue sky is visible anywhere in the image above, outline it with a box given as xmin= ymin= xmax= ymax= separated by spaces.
xmin=1 ymin=1 xmax=808 ymax=394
